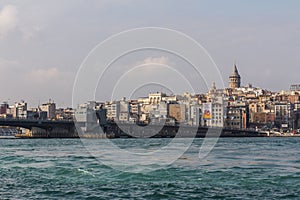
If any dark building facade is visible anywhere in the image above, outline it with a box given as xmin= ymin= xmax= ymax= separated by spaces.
xmin=226 ymin=104 xmax=249 ymax=129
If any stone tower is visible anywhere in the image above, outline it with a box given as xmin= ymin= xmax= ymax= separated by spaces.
xmin=229 ymin=64 xmax=241 ymax=89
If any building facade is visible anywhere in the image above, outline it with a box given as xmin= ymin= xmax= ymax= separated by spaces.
xmin=39 ymin=102 xmax=56 ymax=119
xmin=226 ymin=102 xmax=249 ymax=129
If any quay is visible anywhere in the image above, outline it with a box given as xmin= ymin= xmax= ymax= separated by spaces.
xmin=104 ymin=123 xmax=268 ymax=138
xmin=0 ymin=118 xmax=268 ymax=138
xmin=0 ymin=118 xmax=77 ymax=138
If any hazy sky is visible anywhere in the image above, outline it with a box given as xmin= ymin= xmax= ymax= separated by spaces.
xmin=0 ymin=0 xmax=299 ymax=107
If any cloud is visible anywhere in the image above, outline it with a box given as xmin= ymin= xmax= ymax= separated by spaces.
xmin=125 ymin=56 xmax=172 ymax=74
xmin=20 ymin=25 xmax=43 ymax=41
xmin=0 ymin=5 xmax=18 ymax=39
xmin=143 ymin=56 xmax=169 ymax=65
xmin=0 ymin=57 xmax=18 ymax=68
xmin=26 ymin=67 xmax=60 ymax=83
xmin=130 ymin=56 xmax=172 ymax=74
xmin=0 ymin=58 xmax=19 ymax=77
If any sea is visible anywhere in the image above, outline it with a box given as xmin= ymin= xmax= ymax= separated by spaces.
xmin=0 ymin=137 xmax=299 ymax=199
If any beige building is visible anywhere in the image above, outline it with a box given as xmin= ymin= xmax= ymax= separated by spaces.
xmin=148 ymin=92 xmax=166 ymax=104
xmin=169 ymin=104 xmax=186 ymax=123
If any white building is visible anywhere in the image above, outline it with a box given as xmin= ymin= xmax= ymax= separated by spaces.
xmin=149 ymin=92 xmax=166 ymax=104
xmin=106 ymin=101 xmax=120 ymax=120
xmin=158 ymin=101 xmax=168 ymax=119
xmin=235 ymin=84 xmax=264 ymax=97
xmin=148 ymin=101 xmax=169 ymax=124
xmin=190 ymin=104 xmax=201 ymax=126
xmin=75 ymin=101 xmax=98 ymax=132
xmin=204 ymin=83 xmax=227 ymax=127
xmin=105 ymin=98 xmax=130 ymax=122
xmin=119 ymin=98 xmax=130 ymax=122
xmin=9 ymin=101 xmax=27 ymax=119
xmin=39 ymin=102 xmax=56 ymax=119
xmin=274 ymin=102 xmax=288 ymax=124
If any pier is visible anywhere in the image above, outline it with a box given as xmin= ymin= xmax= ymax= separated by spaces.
xmin=0 ymin=118 xmax=268 ymax=138
xmin=107 ymin=122 xmax=268 ymax=138
xmin=0 ymin=118 xmax=77 ymax=138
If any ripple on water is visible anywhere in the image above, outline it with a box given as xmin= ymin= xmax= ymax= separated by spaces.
xmin=0 ymin=138 xmax=300 ymax=199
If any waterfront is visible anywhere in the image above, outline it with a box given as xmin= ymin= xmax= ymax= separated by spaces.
xmin=0 ymin=138 xmax=300 ymax=199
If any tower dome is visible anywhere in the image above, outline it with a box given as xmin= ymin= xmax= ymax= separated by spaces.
xmin=229 ymin=64 xmax=241 ymax=89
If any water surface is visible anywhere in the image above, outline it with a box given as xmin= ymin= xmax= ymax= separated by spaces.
xmin=0 ymin=138 xmax=299 ymax=199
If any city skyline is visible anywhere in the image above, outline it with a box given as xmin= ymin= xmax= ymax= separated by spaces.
xmin=1 ymin=64 xmax=299 ymax=109
xmin=1 ymin=63 xmax=300 ymax=137
xmin=1 ymin=2 xmax=300 ymax=198
xmin=0 ymin=1 xmax=299 ymax=107
xmin=0 ymin=63 xmax=298 ymax=108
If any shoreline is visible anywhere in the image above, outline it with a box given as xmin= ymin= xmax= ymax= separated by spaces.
xmin=4 ymin=134 xmax=300 ymax=139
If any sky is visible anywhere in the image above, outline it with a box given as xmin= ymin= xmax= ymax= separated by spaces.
xmin=0 ymin=0 xmax=299 ymax=107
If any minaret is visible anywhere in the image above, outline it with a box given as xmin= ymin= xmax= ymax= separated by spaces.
xmin=212 ymin=81 xmax=216 ymax=90
xmin=209 ymin=82 xmax=217 ymax=95
xmin=229 ymin=64 xmax=241 ymax=89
